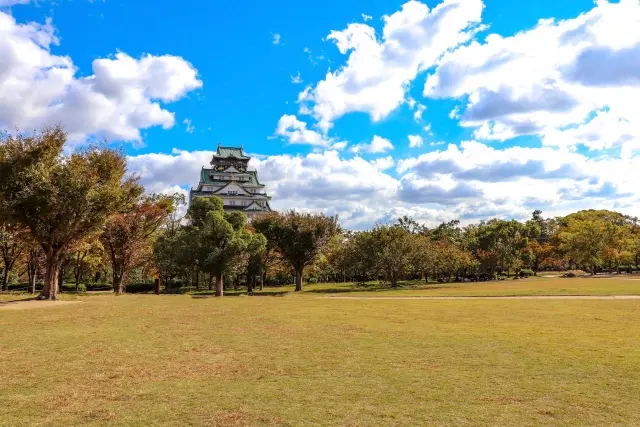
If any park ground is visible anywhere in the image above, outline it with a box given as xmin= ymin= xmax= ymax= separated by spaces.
xmin=1 ymin=276 xmax=640 ymax=426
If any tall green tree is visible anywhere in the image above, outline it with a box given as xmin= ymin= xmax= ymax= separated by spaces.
xmin=252 ymin=214 xmax=283 ymax=290
xmin=369 ymin=225 xmax=412 ymax=287
xmin=0 ymin=126 xmax=140 ymax=300
xmin=265 ymin=211 xmax=338 ymax=291
xmin=187 ymin=197 xmax=264 ymax=297
xmin=153 ymin=204 xmax=187 ymax=290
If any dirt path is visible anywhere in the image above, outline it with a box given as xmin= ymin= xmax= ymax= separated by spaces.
xmin=323 ymin=295 xmax=640 ymax=300
xmin=0 ymin=300 xmax=81 ymax=310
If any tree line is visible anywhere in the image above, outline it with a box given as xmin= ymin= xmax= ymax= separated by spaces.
xmin=3 ymin=126 xmax=640 ymax=299
xmin=317 ymin=209 xmax=640 ymax=286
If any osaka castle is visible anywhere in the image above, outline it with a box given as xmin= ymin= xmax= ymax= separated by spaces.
xmin=190 ymin=144 xmax=273 ymax=221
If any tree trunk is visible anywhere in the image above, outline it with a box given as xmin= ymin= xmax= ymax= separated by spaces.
xmin=113 ymin=274 xmax=124 ymax=296
xmin=247 ymin=275 xmax=254 ymax=293
xmin=195 ymin=270 xmax=200 ymax=291
xmin=215 ymin=275 xmax=224 ymax=297
xmin=30 ymin=270 xmax=37 ymax=295
xmin=294 ymin=269 xmax=303 ymax=292
xmin=58 ymin=264 xmax=63 ymax=293
xmin=1 ymin=271 xmax=8 ymax=292
xmin=75 ymin=274 xmax=80 ymax=292
xmin=208 ymin=273 xmax=213 ymax=291
xmin=38 ymin=254 xmax=60 ymax=300
xmin=260 ymin=271 xmax=265 ymax=291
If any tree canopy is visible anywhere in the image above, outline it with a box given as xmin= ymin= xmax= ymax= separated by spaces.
xmin=0 ymin=126 xmax=140 ymax=299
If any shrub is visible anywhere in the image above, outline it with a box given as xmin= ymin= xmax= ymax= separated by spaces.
xmin=77 ymin=284 xmax=87 ymax=293
xmin=519 ymin=269 xmax=535 ymax=278
xmin=307 ymin=277 xmax=319 ymax=284
xmin=125 ymin=282 xmax=156 ymax=293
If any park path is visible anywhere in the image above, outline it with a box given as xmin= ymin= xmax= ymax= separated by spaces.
xmin=322 ymin=295 xmax=640 ymax=300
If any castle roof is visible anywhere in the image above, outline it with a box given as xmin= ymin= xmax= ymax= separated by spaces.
xmin=200 ymin=169 xmax=262 ymax=186
xmin=213 ymin=144 xmax=250 ymax=160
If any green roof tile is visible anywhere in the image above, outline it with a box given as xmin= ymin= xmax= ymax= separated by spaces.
xmin=213 ymin=145 xmax=249 ymax=160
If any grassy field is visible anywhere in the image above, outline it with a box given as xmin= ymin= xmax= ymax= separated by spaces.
xmin=1 ymin=278 xmax=640 ymax=426
xmin=246 ymin=275 xmax=640 ymax=298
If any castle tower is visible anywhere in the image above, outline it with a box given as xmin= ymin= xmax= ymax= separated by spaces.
xmin=190 ymin=144 xmax=272 ymax=221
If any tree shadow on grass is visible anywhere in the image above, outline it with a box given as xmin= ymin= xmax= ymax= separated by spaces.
xmin=191 ymin=290 xmax=289 ymax=299
xmin=304 ymin=285 xmax=452 ymax=294
xmin=0 ymin=297 xmax=37 ymax=306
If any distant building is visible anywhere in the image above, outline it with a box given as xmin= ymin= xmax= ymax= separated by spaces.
xmin=190 ymin=144 xmax=272 ymax=221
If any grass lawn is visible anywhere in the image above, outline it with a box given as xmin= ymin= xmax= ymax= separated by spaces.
xmin=294 ymin=275 xmax=640 ymax=297
xmin=1 ymin=287 xmax=640 ymax=426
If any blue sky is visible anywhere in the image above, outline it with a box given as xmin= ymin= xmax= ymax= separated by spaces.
xmin=1 ymin=0 xmax=639 ymax=228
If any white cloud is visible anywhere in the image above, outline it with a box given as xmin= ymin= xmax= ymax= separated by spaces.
xmin=371 ymin=156 xmax=395 ymax=171
xmin=298 ymin=0 xmax=484 ymax=131
xmin=350 ymin=135 xmax=394 ymax=153
xmin=290 ymin=72 xmax=303 ymax=84
xmin=424 ymin=0 xmax=640 ymax=154
xmin=408 ymin=134 xmax=423 ymax=148
xmin=362 ymin=13 xmax=372 ymax=22
xmin=127 ymin=148 xmax=214 ymax=195
xmin=274 ymin=114 xmax=332 ymax=147
xmin=183 ymin=118 xmax=195 ymax=134
xmin=127 ymin=139 xmax=640 ymax=229
xmin=0 ymin=12 xmax=202 ymax=144
xmin=272 ymin=33 xmax=281 ymax=45
xmin=413 ymin=103 xmax=426 ymax=122
xmin=331 ymin=141 xmax=348 ymax=151
xmin=0 ymin=0 xmax=29 ymax=6
xmin=396 ymin=140 xmax=640 ymax=220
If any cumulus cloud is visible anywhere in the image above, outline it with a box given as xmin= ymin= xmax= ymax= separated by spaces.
xmin=274 ymin=114 xmax=333 ymax=147
xmin=408 ymin=135 xmax=423 ymax=148
xmin=0 ymin=12 xmax=202 ymax=144
xmin=424 ymin=0 xmax=640 ymax=153
xmin=126 ymin=139 xmax=640 ymax=229
xmin=350 ymin=135 xmax=394 ymax=153
xmin=298 ymin=0 xmax=484 ymax=131
xmin=399 ymin=174 xmax=483 ymax=205
xmin=362 ymin=13 xmax=372 ymax=22
xmin=127 ymin=148 xmax=213 ymax=194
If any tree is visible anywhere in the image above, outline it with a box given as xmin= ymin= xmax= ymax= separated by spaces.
xmin=71 ymin=238 xmax=103 ymax=292
xmin=252 ymin=214 xmax=283 ymax=290
xmin=337 ymin=231 xmax=378 ymax=284
xmin=26 ymin=246 xmax=42 ymax=295
xmin=0 ymin=223 xmax=27 ymax=291
xmin=153 ymin=204 xmax=187 ymax=290
xmin=186 ymin=197 xmax=264 ymax=297
xmin=408 ymin=233 xmax=434 ymax=282
xmin=0 ymin=126 xmax=140 ymax=299
xmin=369 ymin=225 xmax=412 ymax=287
xmin=559 ymin=211 xmax=611 ymax=274
xmin=264 ymin=211 xmax=338 ymax=291
xmin=102 ymin=194 xmax=175 ymax=295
